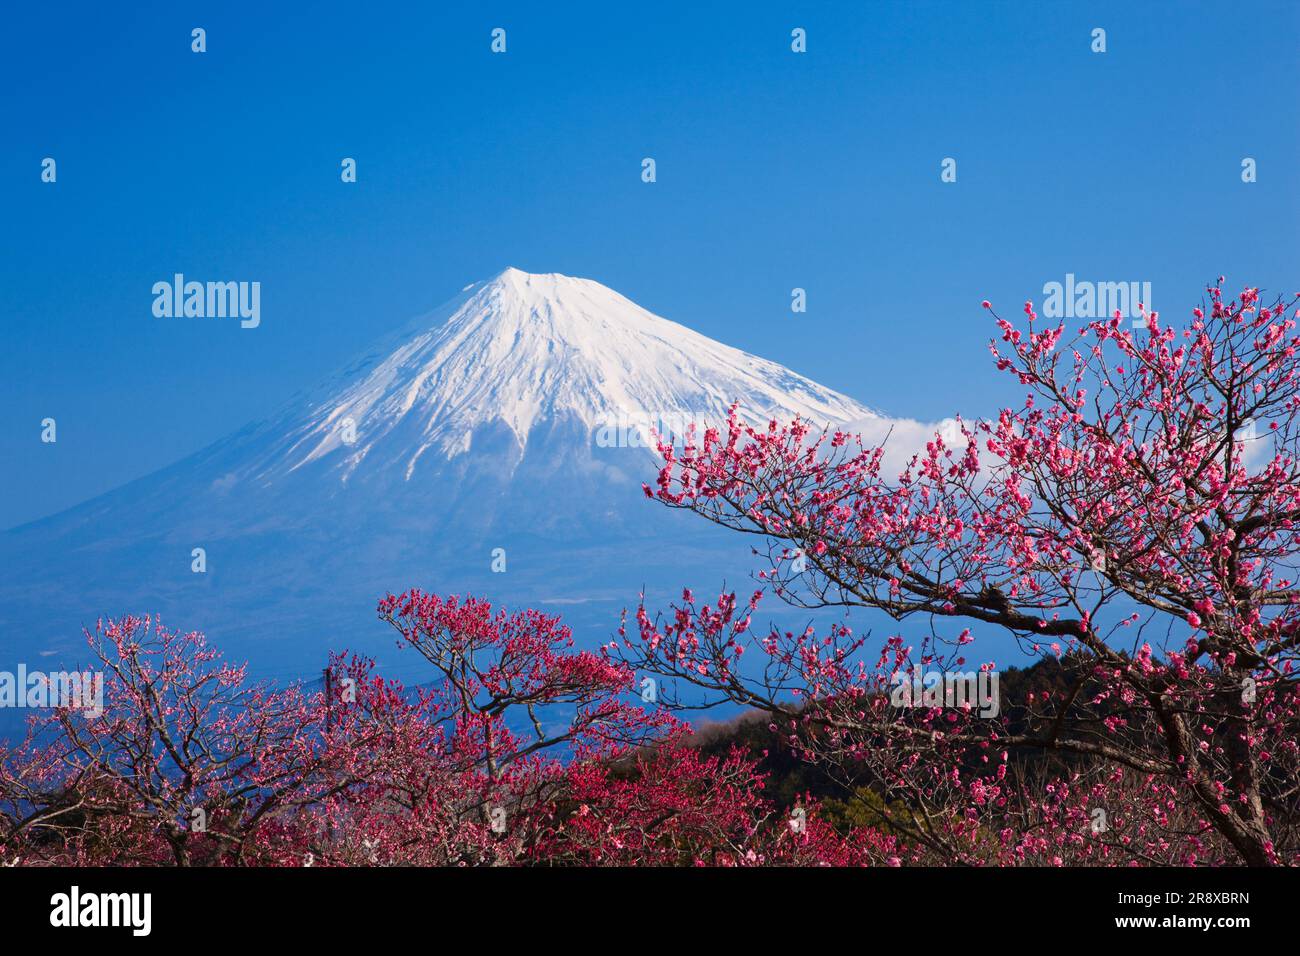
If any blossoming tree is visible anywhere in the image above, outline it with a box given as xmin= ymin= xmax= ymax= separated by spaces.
xmin=1 ymin=595 xmax=870 ymax=865
xmin=0 ymin=616 xmax=378 ymax=865
xmin=621 ymin=282 xmax=1300 ymax=866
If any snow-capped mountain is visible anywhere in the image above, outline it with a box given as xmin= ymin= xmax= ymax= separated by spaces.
xmin=230 ymin=267 xmax=875 ymax=486
xmin=0 ymin=269 xmax=882 ymax=686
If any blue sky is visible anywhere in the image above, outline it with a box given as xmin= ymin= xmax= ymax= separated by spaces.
xmin=2 ymin=0 xmax=1297 ymax=529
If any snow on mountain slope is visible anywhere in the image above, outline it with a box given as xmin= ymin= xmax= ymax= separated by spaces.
xmin=236 ymin=267 xmax=877 ymax=486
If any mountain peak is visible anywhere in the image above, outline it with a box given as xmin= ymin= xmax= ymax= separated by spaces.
xmin=467 ymin=266 xmax=596 ymax=299
xmin=460 ymin=267 xmax=645 ymax=333
xmin=240 ymin=270 xmax=875 ymax=484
